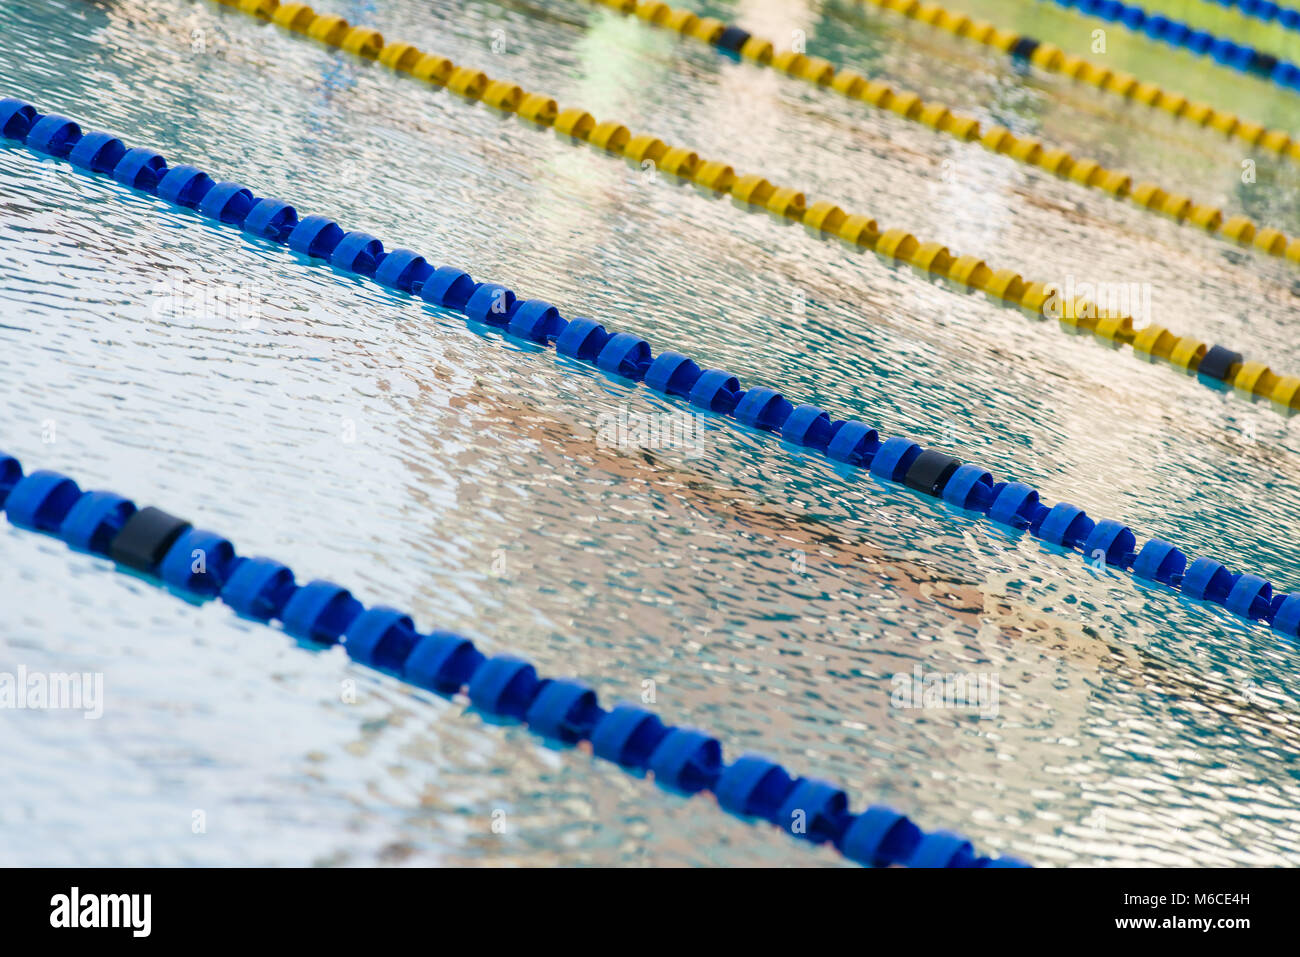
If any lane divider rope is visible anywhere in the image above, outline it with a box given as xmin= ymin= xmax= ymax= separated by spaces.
xmin=573 ymin=0 xmax=1300 ymax=265
xmin=0 ymin=451 xmax=1023 ymax=868
xmin=577 ymin=0 xmax=1300 ymax=265
xmin=1034 ymin=0 xmax=1300 ymax=89
xmin=1195 ymin=0 xmax=1300 ymax=34
xmin=1133 ymin=0 xmax=1300 ymax=41
xmin=5 ymin=96 xmax=1300 ymax=650
xmin=850 ymin=0 xmax=1300 ymax=168
xmin=177 ymin=3 xmax=1300 ymax=416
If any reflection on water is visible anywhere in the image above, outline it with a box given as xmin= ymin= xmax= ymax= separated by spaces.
xmin=0 ymin=0 xmax=1298 ymax=866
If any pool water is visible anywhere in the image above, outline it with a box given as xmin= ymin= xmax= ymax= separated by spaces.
xmin=1 ymin=0 xmax=1299 ymax=866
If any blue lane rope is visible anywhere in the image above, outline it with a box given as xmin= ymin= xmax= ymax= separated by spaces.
xmin=0 ymin=449 xmax=1028 ymax=868
xmin=1038 ymin=0 xmax=1300 ymax=89
xmin=3 ymin=94 xmax=1299 ymax=645
xmin=1199 ymin=0 xmax=1300 ymax=34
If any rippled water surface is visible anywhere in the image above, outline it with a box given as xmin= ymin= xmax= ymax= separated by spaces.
xmin=1 ymin=0 xmax=1299 ymax=866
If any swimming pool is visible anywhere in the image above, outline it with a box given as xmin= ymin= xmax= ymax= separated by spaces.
xmin=2 ymin=0 xmax=1299 ymax=866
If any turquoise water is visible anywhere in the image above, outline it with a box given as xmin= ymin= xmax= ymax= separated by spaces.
xmin=0 ymin=0 xmax=1298 ymax=866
